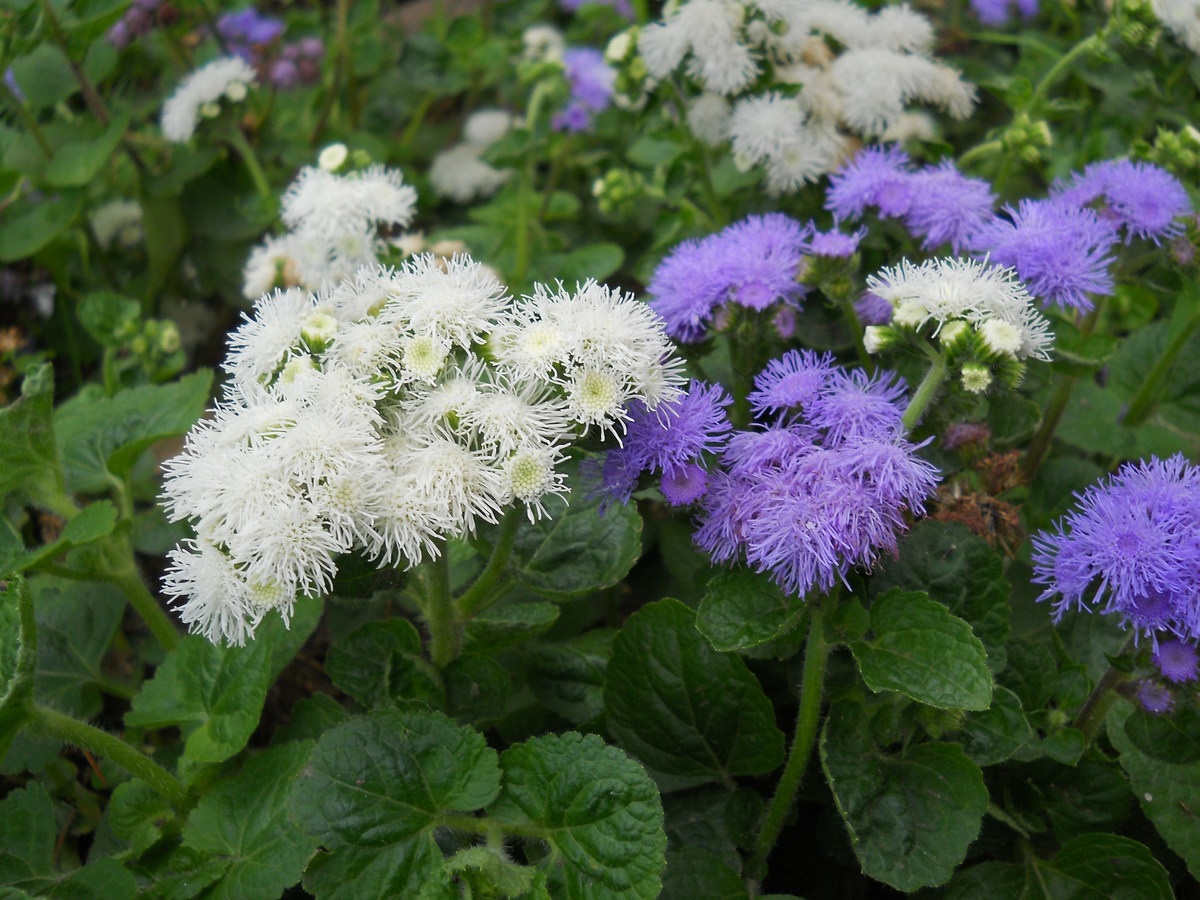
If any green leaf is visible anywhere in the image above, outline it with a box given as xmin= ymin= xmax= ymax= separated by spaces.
xmin=444 ymin=655 xmax=510 ymax=726
xmin=662 ymin=848 xmax=746 ymax=899
xmin=663 ymin=788 xmax=761 ymax=876
xmin=527 ymin=629 xmax=613 ymax=726
xmin=126 ymin=634 xmax=273 ymax=781
xmin=942 ymin=862 xmax=1026 ymax=899
xmin=959 ymin=686 xmax=1034 ymax=766
xmin=55 ymin=370 xmax=212 ymax=493
xmin=140 ymin=190 xmax=188 ymax=298
xmin=848 ymin=589 xmax=992 ymax=711
xmin=428 ymin=846 xmax=546 ymax=899
xmin=0 ymin=191 xmax=83 ymax=262
xmin=1031 ymin=833 xmax=1173 ymax=899
xmin=8 ymin=45 xmax=77 ymax=111
xmin=77 ymin=291 xmax=141 ymax=347
xmin=107 ymin=779 xmax=177 ymax=858
xmin=540 ymin=243 xmax=623 ymax=284
xmin=464 ymin=601 xmax=559 ymax=653
xmin=605 ymin=598 xmax=786 ymax=787
xmin=43 ymin=112 xmax=130 ymax=187
xmin=626 ymin=137 xmax=685 ymax=168
xmin=1123 ymin=702 xmax=1200 ymax=764
xmin=325 ymin=619 xmax=443 ymax=709
xmin=820 ymin=697 xmax=988 ymax=892
xmin=1038 ymin=756 xmax=1134 ymax=844
xmin=510 ymin=483 xmax=641 ymax=597
xmin=1111 ymin=706 xmax=1200 ymax=879
xmin=873 ymin=520 xmax=1010 ymax=672
xmin=181 ymin=742 xmax=320 ymax=900
xmin=0 ymin=365 xmax=65 ymax=511
xmin=695 ymin=569 xmax=804 ymax=653
xmin=291 ymin=708 xmax=501 ymax=896
xmin=492 ymin=732 xmax=666 ymax=898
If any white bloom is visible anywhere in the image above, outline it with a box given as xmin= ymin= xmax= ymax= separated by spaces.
xmin=281 ymin=164 xmax=417 ymax=239
xmin=1151 ymin=0 xmax=1200 ymax=53
xmin=318 ymin=143 xmax=349 ymax=171
xmin=162 ymin=539 xmax=265 ymax=646
xmin=688 ymin=93 xmax=731 ymax=146
xmin=463 ymin=377 xmax=572 ymax=457
xmin=384 ymin=253 xmax=510 ymax=350
xmin=566 ymin=367 xmax=630 ymax=437
xmin=225 ymin=288 xmax=320 ymax=387
xmin=850 ymin=4 xmax=934 ymax=53
xmin=866 ymin=257 xmax=1053 ymax=361
xmin=429 ymin=143 xmax=512 ymax=203
xmin=978 ymin=319 xmax=1023 ymax=358
xmin=639 ymin=0 xmax=758 ymax=95
xmin=763 ymin=119 xmax=846 ymax=194
xmin=390 ymin=431 xmax=504 ymax=537
xmin=161 ymin=56 xmax=257 ymax=142
xmin=960 ymin=362 xmax=993 ymax=394
xmin=91 ymin=200 xmax=143 ymax=249
xmin=523 ymin=24 xmax=566 ymax=62
xmin=400 ymin=332 xmax=452 ymax=383
xmin=463 ymin=108 xmax=514 ymax=145
xmin=500 ymin=444 xmax=568 ymax=520
xmin=832 ymin=49 xmax=974 ymax=138
xmin=243 ymin=235 xmax=299 ymax=300
xmin=728 ymin=92 xmax=807 ymax=168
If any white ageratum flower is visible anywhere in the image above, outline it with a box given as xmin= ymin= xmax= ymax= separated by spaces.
xmin=160 ymin=56 xmax=257 ymax=143
xmin=639 ymin=0 xmax=758 ymax=95
xmin=318 ymin=142 xmax=349 ymax=171
xmin=463 ymin=109 xmax=514 ymax=146
xmin=429 ymin=143 xmax=512 ymax=203
xmin=500 ymin=444 xmax=569 ymax=520
xmin=865 ymin=257 xmax=1053 ymax=361
xmin=523 ymin=24 xmax=566 ymax=63
xmin=831 ymin=49 xmax=975 ymax=138
xmin=91 ymin=200 xmax=143 ymax=249
xmin=687 ymin=92 xmax=731 ymax=146
xmin=224 ymin=288 xmax=322 ymax=387
xmin=727 ymin=92 xmax=846 ymax=191
xmin=1151 ymin=0 xmax=1200 ymax=54
xmin=384 ymin=253 xmax=510 ymax=350
xmin=282 ymin=164 xmax=417 ymax=240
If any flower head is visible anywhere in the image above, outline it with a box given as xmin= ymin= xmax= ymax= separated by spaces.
xmin=160 ymin=56 xmax=257 ymax=142
xmin=1153 ymin=639 xmax=1199 ymax=684
xmin=825 ymin=146 xmax=914 ymax=219
xmin=553 ymin=47 xmax=616 ymax=133
xmin=1054 ymin=159 xmax=1192 ymax=244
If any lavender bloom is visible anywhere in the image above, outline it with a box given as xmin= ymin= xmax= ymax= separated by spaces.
xmin=1136 ymin=681 xmax=1175 ymax=714
xmin=1152 ymin=639 xmax=1199 ymax=683
xmin=971 ymin=199 xmax=1118 ymax=312
xmin=809 ymin=226 xmax=865 ymax=258
xmin=903 ymin=162 xmax=996 ymax=253
xmin=552 ymin=48 xmax=615 ymax=133
xmin=749 ymin=349 xmax=838 ymax=417
xmin=560 ymin=0 xmax=635 ymax=18
xmin=806 ymin=367 xmax=908 ymax=444
xmin=855 ymin=291 xmax=893 ymax=326
xmin=594 ymin=381 xmax=732 ymax=507
xmin=647 ymin=213 xmax=811 ymax=342
xmin=1054 ymin=159 xmax=1192 ymax=244
xmin=970 ymin=0 xmax=1038 ymax=25
xmin=825 ymin=146 xmax=914 ymax=220
xmin=3 ymin=67 xmax=23 ymax=103
xmin=218 ymin=8 xmax=286 ymax=46
xmin=1032 ymin=455 xmax=1200 ymax=644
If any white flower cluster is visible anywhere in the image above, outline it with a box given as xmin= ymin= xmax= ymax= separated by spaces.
xmin=637 ymin=0 xmax=975 ymax=193
xmin=162 ymin=255 xmax=684 ymax=645
xmin=865 ymin=257 xmax=1053 ymax=394
xmin=429 ymin=109 xmax=516 ymax=204
xmin=242 ymin=163 xmax=419 ymax=298
xmin=1151 ymin=0 xmax=1200 ymax=53
xmin=160 ymin=56 xmax=257 ymax=143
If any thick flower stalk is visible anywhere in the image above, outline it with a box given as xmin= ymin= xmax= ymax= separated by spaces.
xmin=161 ymin=255 xmax=684 ymax=645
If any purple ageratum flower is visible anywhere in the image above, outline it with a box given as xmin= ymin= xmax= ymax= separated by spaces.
xmin=971 ymin=199 xmax=1118 ymax=312
xmin=1055 ymin=159 xmax=1192 ymax=244
xmin=1136 ymin=681 xmax=1175 ymax=714
xmin=3 ymin=67 xmax=24 ymax=103
xmin=594 ymin=381 xmax=732 ymax=507
xmin=970 ymin=0 xmax=1038 ymax=25
xmin=1031 ymin=454 xmax=1200 ymax=644
xmin=825 ymin=146 xmax=914 ymax=220
xmin=749 ymin=349 xmax=838 ymax=418
xmin=806 ymin=367 xmax=908 ymax=444
xmin=809 ymin=226 xmax=865 ymax=258
xmin=903 ymin=162 xmax=996 ymax=253
xmin=218 ymin=8 xmax=285 ymax=45
xmin=1152 ymin=639 xmax=1199 ymax=683
xmin=717 ymin=213 xmax=810 ymax=311
xmin=560 ymin=0 xmax=635 ymax=18
xmin=855 ymin=291 xmax=893 ymax=326
xmin=552 ymin=48 xmax=615 ymax=133
xmin=647 ymin=233 xmax=730 ymax=342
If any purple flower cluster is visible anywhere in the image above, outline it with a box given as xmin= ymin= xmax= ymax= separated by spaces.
xmin=560 ymin=0 xmax=635 ymax=19
xmin=1032 ymin=455 xmax=1200 ymax=645
xmin=1053 ymin=159 xmax=1192 ymax=245
xmin=647 ymin=214 xmax=812 ymax=342
xmin=970 ymin=199 xmax=1118 ymax=312
xmin=825 ymin=149 xmax=995 ymax=253
xmin=695 ymin=351 xmax=939 ymax=598
xmin=970 ymin=0 xmax=1037 ymax=26
xmin=593 ymin=381 xmax=733 ymax=508
xmin=107 ymin=0 xmax=174 ymax=49
xmin=217 ymin=7 xmax=324 ymax=90
xmin=553 ymin=48 xmax=616 ymax=133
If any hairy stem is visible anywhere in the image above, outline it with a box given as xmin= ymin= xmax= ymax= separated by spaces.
xmin=1121 ymin=300 xmax=1200 ymax=427
xmin=455 ymin=509 xmax=523 ymax=619
xmin=900 ymin=345 xmax=948 ymax=433
xmin=423 ymin=550 xmax=458 ymax=667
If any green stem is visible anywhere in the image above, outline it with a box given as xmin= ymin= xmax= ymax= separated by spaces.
xmin=38 ymin=0 xmax=109 ymax=125
xmin=455 ymin=509 xmax=523 ymax=619
xmin=28 ymin=706 xmax=187 ymax=807
xmin=0 ymin=80 xmax=54 ymax=157
xmin=1121 ymin=301 xmax=1200 ymax=427
xmin=1025 ymin=31 xmax=1105 ymax=113
xmin=1070 ymin=634 xmax=1135 ymax=740
xmin=104 ymin=559 xmax=180 ymax=654
xmin=423 ymin=549 xmax=458 ymax=667
xmin=747 ymin=604 xmax=830 ymax=887
xmin=957 ymin=139 xmax=1003 ymax=170
xmin=225 ymin=126 xmax=272 ymax=198
xmin=900 ymin=345 xmax=948 ymax=433
xmin=399 ymin=93 xmax=437 ymax=151
xmin=1022 ymin=372 xmax=1077 ymax=482
xmin=838 ymin=292 xmax=872 ymax=371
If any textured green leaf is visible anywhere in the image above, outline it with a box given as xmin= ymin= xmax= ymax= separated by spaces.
xmin=959 ymin=686 xmax=1034 ymax=766
xmin=1123 ymin=703 xmax=1200 ymax=764
xmin=541 ymin=243 xmax=623 ymax=284
xmin=292 ymin=707 xmax=500 ymax=846
xmin=493 ymin=732 xmax=666 ymax=898
xmin=1039 ymin=756 xmax=1134 ymax=844
xmin=126 ymin=634 xmax=273 ymax=780
xmin=1053 ymin=377 xmax=1198 ymax=459
xmin=0 ymin=365 xmax=64 ymax=510
xmin=695 ymin=569 xmax=804 ymax=653
xmin=325 ymin=619 xmax=443 ymax=709
xmin=444 ymin=655 xmax=510 ymax=726
xmin=425 ymin=846 xmax=546 ymax=900
xmin=464 ymin=601 xmax=560 ymax=653
xmin=43 ymin=113 xmax=130 ymax=187
xmin=605 ymin=599 xmax=786 ymax=786
xmin=849 ymin=589 xmax=992 ymax=711
xmin=510 ymin=487 xmax=641 ymax=597
xmin=301 ymin=843 xmax=443 ymax=900
xmin=942 ymin=862 xmax=1026 ymax=900
xmin=5 ymin=502 xmax=119 ymax=575
xmin=55 ymin=371 xmax=213 ymax=494
xmin=873 ymin=520 xmax=1010 ymax=672
xmin=181 ymin=742 xmax=319 ymax=900
xmin=820 ymin=698 xmax=988 ymax=891
xmin=107 ymin=779 xmax=177 ymax=858
xmin=663 ymin=788 xmax=761 ymax=877
xmin=527 ymin=630 xmax=613 ymax=726
xmin=0 ymin=191 xmax=83 ymax=262
xmin=661 ymin=848 xmax=746 ymax=900
xmin=77 ymin=292 xmax=141 ymax=347
xmin=140 ymin=190 xmax=188 ymax=298
xmin=8 ymin=46 xmax=76 ymax=110
xmin=1111 ymin=707 xmax=1200 ymax=879
xmin=1032 ymin=833 xmax=1173 ymax=899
